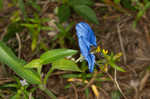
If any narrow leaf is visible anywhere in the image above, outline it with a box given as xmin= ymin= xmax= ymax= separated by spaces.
xmin=40 ymin=49 xmax=77 ymax=64
xmin=27 ymin=0 xmax=41 ymax=12
xmin=111 ymin=90 xmax=121 ymax=99
xmin=58 ymin=5 xmax=70 ymax=23
xmin=69 ymin=0 xmax=93 ymax=6
xmin=114 ymin=0 xmax=120 ymax=4
xmin=3 ymin=22 xmax=23 ymax=42
xmin=0 ymin=41 xmax=41 ymax=84
xmin=18 ymin=0 xmax=27 ymax=19
xmin=73 ymin=5 xmax=99 ymax=24
xmin=24 ymin=59 xmax=42 ymax=69
xmin=52 ymin=59 xmax=81 ymax=72
xmin=0 ymin=0 xmax=3 ymax=9
xmin=109 ymin=62 xmax=126 ymax=72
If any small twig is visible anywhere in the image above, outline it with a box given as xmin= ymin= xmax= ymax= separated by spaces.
xmin=96 ymin=63 xmax=127 ymax=98
xmin=99 ymin=87 xmax=109 ymax=97
xmin=133 ymin=86 xmax=138 ymax=99
xmin=136 ymin=57 xmax=150 ymax=61
xmin=114 ymin=69 xmax=127 ymax=99
xmin=143 ymin=15 xmax=150 ymax=45
xmin=117 ymin=24 xmax=127 ymax=64
xmin=95 ymin=3 xmax=107 ymax=7
xmin=144 ymin=25 xmax=150 ymax=44
xmin=0 ymin=79 xmax=14 ymax=85
xmin=139 ymin=70 xmax=150 ymax=91
xmin=40 ymin=0 xmax=50 ymax=16
xmin=29 ymin=93 xmax=32 ymax=99
xmin=106 ymin=71 xmax=127 ymax=99
xmin=71 ymin=83 xmax=78 ymax=99
xmin=16 ymin=33 xmax=21 ymax=58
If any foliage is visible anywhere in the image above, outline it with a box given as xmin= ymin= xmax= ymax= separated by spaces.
xmin=2 ymin=0 xmax=50 ymax=51
xmin=0 ymin=41 xmax=79 ymax=98
xmin=53 ymin=22 xmax=75 ymax=47
xmin=0 ymin=77 xmax=35 ymax=99
xmin=102 ymin=0 xmax=150 ymax=27
xmin=57 ymin=0 xmax=99 ymax=24
xmin=21 ymin=14 xmax=52 ymax=51
xmin=1 ymin=0 xmax=150 ymax=98
xmin=0 ymin=0 xmax=3 ymax=9
xmin=0 ymin=41 xmax=41 ymax=84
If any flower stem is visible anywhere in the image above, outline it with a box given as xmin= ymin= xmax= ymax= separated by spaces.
xmin=39 ymin=84 xmax=57 ymax=99
xmin=44 ymin=67 xmax=54 ymax=85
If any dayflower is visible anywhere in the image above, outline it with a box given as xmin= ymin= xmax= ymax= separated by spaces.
xmin=20 ymin=79 xmax=28 ymax=86
xmin=75 ymin=22 xmax=97 ymax=72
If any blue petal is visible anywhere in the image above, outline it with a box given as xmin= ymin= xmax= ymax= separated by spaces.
xmin=78 ymin=37 xmax=90 ymax=58
xmin=76 ymin=22 xmax=97 ymax=47
xmin=78 ymin=37 xmax=95 ymax=72
xmin=85 ymin=54 xmax=95 ymax=72
xmin=75 ymin=22 xmax=97 ymax=72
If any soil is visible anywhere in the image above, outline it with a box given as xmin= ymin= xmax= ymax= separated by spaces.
xmin=1 ymin=1 xmax=150 ymax=99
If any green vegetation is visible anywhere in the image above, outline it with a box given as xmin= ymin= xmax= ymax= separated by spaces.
xmin=0 ymin=0 xmax=150 ymax=98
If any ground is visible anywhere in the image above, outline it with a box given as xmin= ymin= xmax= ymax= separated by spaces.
xmin=0 ymin=1 xmax=150 ymax=99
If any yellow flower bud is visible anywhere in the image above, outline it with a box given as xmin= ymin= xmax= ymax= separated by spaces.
xmin=96 ymin=46 xmax=101 ymax=53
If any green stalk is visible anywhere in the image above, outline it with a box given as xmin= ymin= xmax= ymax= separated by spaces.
xmin=43 ymin=67 xmax=54 ymax=85
xmin=39 ymin=85 xmax=57 ymax=99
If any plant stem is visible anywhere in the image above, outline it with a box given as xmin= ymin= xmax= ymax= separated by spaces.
xmin=44 ymin=67 xmax=54 ymax=85
xmin=39 ymin=85 xmax=57 ymax=99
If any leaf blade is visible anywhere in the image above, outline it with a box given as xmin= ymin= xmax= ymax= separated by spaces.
xmin=24 ymin=59 xmax=42 ymax=69
xmin=58 ymin=5 xmax=71 ymax=23
xmin=40 ymin=49 xmax=77 ymax=64
xmin=73 ymin=5 xmax=99 ymax=24
xmin=0 ymin=41 xmax=41 ymax=84
xmin=52 ymin=59 xmax=81 ymax=72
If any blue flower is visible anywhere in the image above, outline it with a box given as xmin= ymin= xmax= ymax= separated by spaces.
xmin=75 ymin=22 xmax=97 ymax=72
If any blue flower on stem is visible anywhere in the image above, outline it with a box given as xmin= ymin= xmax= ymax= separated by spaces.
xmin=75 ymin=22 xmax=97 ymax=72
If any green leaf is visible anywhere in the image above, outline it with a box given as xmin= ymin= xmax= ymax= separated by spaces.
xmin=52 ymin=59 xmax=81 ymax=72
xmin=144 ymin=0 xmax=149 ymax=3
xmin=62 ymin=74 xmax=82 ymax=78
xmin=30 ymin=30 xmax=39 ymax=51
xmin=41 ymin=18 xmax=51 ymax=23
xmin=11 ymin=93 xmax=21 ymax=99
xmin=21 ymin=23 xmax=38 ymax=28
xmin=24 ymin=59 xmax=42 ymax=69
xmin=41 ymin=26 xmax=53 ymax=31
xmin=40 ymin=49 xmax=77 ymax=64
xmin=0 ymin=41 xmax=41 ymax=84
xmin=114 ymin=0 xmax=120 ymax=4
xmin=73 ymin=5 xmax=99 ymax=24
xmin=65 ymin=22 xmax=74 ymax=32
xmin=0 ymin=0 xmax=3 ymax=9
xmin=69 ymin=0 xmax=93 ymax=6
xmin=109 ymin=62 xmax=126 ymax=72
xmin=111 ymin=90 xmax=121 ymax=99
xmin=85 ymin=88 xmax=89 ymax=99
xmin=0 ymin=83 xmax=18 ymax=88
xmin=133 ymin=2 xmax=150 ymax=27
xmin=58 ymin=5 xmax=71 ymax=23
xmin=27 ymin=0 xmax=41 ymax=12
xmin=147 ymin=65 xmax=150 ymax=71
xmin=3 ymin=22 xmax=23 ymax=42
xmin=18 ymin=0 xmax=27 ymax=19
xmin=122 ymin=0 xmax=136 ymax=11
